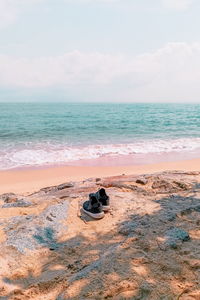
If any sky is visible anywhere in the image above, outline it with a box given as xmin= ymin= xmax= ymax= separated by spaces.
xmin=0 ymin=0 xmax=200 ymax=102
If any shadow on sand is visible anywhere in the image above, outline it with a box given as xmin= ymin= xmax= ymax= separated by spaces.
xmin=1 ymin=192 xmax=200 ymax=300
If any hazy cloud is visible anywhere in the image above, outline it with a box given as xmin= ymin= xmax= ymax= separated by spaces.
xmin=0 ymin=42 xmax=200 ymax=101
xmin=0 ymin=0 xmax=43 ymax=29
xmin=161 ymin=0 xmax=194 ymax=10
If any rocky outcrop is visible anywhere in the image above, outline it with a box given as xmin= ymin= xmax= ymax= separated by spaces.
xmin=2 ymin=199 xmax=32 ymax=208
xmin=151 ymin=177 xmax=191 ymax=193
xmin=0 ymin=193 xmax=18 ymax=203
xmin=0 ymin=171 xmax=200 ymax=300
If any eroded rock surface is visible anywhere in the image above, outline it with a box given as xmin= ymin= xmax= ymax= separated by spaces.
xmin=0 ymin=193 xmax=18 ymax=203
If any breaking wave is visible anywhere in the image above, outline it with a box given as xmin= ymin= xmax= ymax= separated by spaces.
xmin=1 ymin=137 xmax=200 ymax=169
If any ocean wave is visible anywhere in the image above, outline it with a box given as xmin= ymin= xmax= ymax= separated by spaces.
xmin=1 ymin=137 xmax=200 ymax=169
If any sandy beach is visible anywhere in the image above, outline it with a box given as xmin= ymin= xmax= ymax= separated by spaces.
xmin=1 ymin=0 xmax=200 ymax=297
xmin=1 ymin=157 xmax=200 ymax=194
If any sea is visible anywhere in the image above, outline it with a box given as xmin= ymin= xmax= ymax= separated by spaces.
xmin=1 ymin=102 xmax=200 ymax=170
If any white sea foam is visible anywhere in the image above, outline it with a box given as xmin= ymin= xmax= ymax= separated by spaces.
xmin=1 ymin=137 xmax=200 ymax=170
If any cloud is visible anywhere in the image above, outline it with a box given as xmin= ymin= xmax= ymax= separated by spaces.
xmin=132 ymin=42 xmax=200 ymax=101
xmin=161 ymin=0 xmax=194 ymax=11
xmin=0 ymin=42 xmax=200 ymax=102
xmin=0 ymin=1 xmax=17 ymax=29
xmin=0 ymin=51 xmax=125 ymax=87
xmin=0 ymin=0 xmax=43 ymax=29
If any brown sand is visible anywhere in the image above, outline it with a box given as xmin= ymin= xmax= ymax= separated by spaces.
xmin=1 ymin=157 xmax=200 ymax=194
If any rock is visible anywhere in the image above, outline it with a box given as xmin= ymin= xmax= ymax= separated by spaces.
xmin=57 ymin=182 xmax=74 ymax=190
xmin=165 ymin=227 xmax=190 ymax=249
xmin=39 ymin=182 xmax=74 ymax=193
xmin=5 ymin=201 xmax=69 ymax=253
xmin=166 ymin=227 xmax=190 ymax=241
xmin=40 ymin=186 xmax=56 ymax=193
xmin=100 ymin=181 xmax=147 ymax=194
xmin=136 ymin=177 xmax=148 ymax=185
xmin=59 ymin=195 xmax=69 ymax=199
xmin=0 ymin=193 xmax=18 ymax=203
xmin=184 ymin=171 xmax=200 ymax=175
xmin=151 ymin=177 xmax=191 ymax=193
xmin=46 ymin=215 xmax=53 ymax=221
xmin=95 ymin=178 xmax=101 ymax=182
xmin=2 ymin=200 xmax=32 ymax=208
xmin=152 ymin=179 xmax=173 ymax=191
xmin=172 ymin=180 xmax=190 ymax=190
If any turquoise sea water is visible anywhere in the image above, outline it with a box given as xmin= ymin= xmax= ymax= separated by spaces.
xmin=0 ymin=103 xmax=200 ymax=169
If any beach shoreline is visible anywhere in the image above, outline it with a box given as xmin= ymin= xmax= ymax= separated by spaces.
xmin=1 ymin=156 xmax=200 ymax=194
